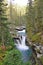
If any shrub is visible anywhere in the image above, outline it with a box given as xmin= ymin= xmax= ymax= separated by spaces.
xmin=3 ymin=49 xmax=23 ymax=65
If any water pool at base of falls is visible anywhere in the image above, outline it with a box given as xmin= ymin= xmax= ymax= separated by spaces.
xmin=16 ymin=44 xmax=32 ymax=62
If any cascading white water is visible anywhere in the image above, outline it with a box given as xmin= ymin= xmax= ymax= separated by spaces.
xmin=15 ymin=28 xmax=32 ymax=62
xmin=16 ymin=29 xmax=29 ymax=50
xmin=21 ymin=36 xmax=26 ymax=46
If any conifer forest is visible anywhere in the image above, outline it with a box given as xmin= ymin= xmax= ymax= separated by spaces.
xmin=0 ymin=0 xmax=43 ymax=65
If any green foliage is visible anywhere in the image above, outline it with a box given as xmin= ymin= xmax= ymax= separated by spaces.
xmin=26 ymin=0 xmax=43 ymax=64
xmin=0 ymin=0 xmax=8 ymax=45
xmin=40 ymin=56 xmax=43 ymax=64
xmin=31 ymin=32 xmax=41 ymax=42
xmin=26 ymin=0 xmax=35 ymax=40
xmin=3 ymin=49 xmax=23 ymax=65
xmin=36 ymin=63 xmax=39 ymax=65
xmin=4 ymin=30 xmax=14 ymax=46
xmin=26 ymin=0 xmax=43 ymax=44
xmin=25 ymin=61 xmax=32 ymax=65
xmin=0 ymin=62 xmax=3 ymax=65
xmin=0 ymin=0 xmax=14 ymax=47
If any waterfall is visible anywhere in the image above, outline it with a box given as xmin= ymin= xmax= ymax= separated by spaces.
xmin=15 ymin=28 xmax=32 ymax=62
xmin=16 ymin=29 xmax=29 ymax=50
xmin=21 ymin=36 xmax=26 ymax=46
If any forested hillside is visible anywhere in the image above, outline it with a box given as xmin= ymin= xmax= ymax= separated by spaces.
xmin=26 ymin=0 xmax=43 ymax=44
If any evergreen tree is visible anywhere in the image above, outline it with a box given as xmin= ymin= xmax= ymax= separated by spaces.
xmin=0 ymin=0 xmax=13 ymax=47
xmin=26 ymin=0 xmax=35 ymax=40
xmin=0 ymin=0 xmax=7 ymax=44
xmin=36 ymin=0 xmax=43 ymax=32
xmin=33 ymin=0 xmax=43 ymax=43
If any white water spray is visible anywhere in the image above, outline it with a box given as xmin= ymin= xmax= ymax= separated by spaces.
xmin=16 ymin=29 xmax=29 ymax=50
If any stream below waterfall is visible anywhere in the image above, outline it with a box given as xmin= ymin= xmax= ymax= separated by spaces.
xmin=14 ymin=29 xmax=32 ymax=62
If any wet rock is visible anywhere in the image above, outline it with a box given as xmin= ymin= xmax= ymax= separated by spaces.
xmin=37 ymin=53 xmax=43 ymax=58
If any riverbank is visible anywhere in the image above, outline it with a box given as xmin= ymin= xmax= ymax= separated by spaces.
xmin=26 ymin=38 xmax=43 ymax=65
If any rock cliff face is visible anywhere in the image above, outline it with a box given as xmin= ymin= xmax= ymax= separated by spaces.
xmin=26 ymin=38 xmax=43 ymax=60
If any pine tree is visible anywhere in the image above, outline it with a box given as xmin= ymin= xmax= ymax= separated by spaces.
xmin=26 ymin=0 xmax=35 ymax=40
xmin=0 ymin=0 xmax=8 ymax=46
xmin=34 ymin=0 xmax=43 ymax=43
xmin=36 ymin=0 xmax=43 ymax=32
xmin=0 ymin=0 xmax=12 ymax=45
